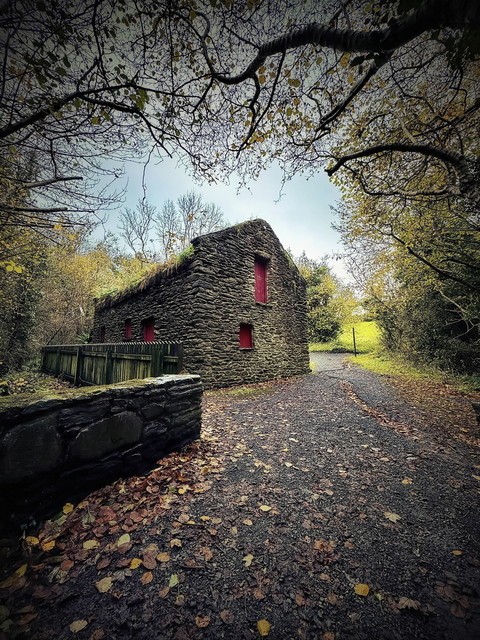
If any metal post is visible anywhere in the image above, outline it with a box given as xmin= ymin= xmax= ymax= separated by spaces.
xmin=352 ymin=326 xmax=357 ymax=357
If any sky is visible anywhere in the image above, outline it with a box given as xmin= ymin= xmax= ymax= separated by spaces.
xmin=105 ymin=156 xmax=350 ymax=280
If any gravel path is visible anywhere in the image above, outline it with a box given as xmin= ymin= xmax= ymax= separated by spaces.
xmin=1 ymin=358 xmax=479 ymax=640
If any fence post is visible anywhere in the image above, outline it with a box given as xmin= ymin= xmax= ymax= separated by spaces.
xmin=176 ymin=344 xmax=184 ymax=373
xmin=104 ymin=350 xmax=112 ymax=385
xmin=73 ymin=346 xmax=82 ymax=386
xmin=352 ymin=326 xmax=357 ymax=357
xmin=150 ymin=346 xmax=164 ymax=377
xmin=55 ymin=347 xmax=61 ymax=376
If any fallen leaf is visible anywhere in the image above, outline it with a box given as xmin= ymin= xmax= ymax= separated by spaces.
xmin=15 ymin=564 xmax=27 ymax=577
xmin=129 ymin=558 xmax=142 ymax=569
xmin=140 ymin=571 xmax=153 ymax=585
xmin=295 ymin=592 xmax=306 ymax=606
xmin=326 ymin=593 xmax=338 ymax=604
xmin=25 ymin=536 xmax=39 ymax=546
xmin=175 ymin=594 xmax=185 ymax=606
xmin=450 ymin=603 xmax=465 ymax=618
xmin=354 ymin=584 xmax=369 ymax=596
xmin=158 ymin=586 xmax=170 ymax=598
xmin=83 ymin=540 xmax=99 ymax=550
xmin=257 ymin=619 xmax=271 ymax=636
xmin=170 ymin=539 xmax=182 ymax=548
xmin=63 ymin=503 xmax=74 ymax=514
xmin=70 ymin=620 xmax=88 ymax=632
xmin=435 ymin=584 xmax=456 ymax=602
xmin=177 ymin=514 xmax=190 ymax=523
xmin=383 ymin=512 xmax=401 ymax=523
xmin=220 ymin=609 xmax=234 ymax=624
xmin=243 ymin=554 xmax=254 ymax=567
xmin=253 ymin=588 xmax=265 ymax=600
xmin=285 ymin=462 xmax=293 ymax=468
xmin=452 ymin=550 xmax=462 ymax=556
xmin=157 ymin=553 xmax=170 ymax=563
xmin=89 ymin=630 xmax=105 ymax=640
xmin=322 ymin=633 xmax=335 ymax=640
xmin=401 ymin=478 xmax=413 ymax=484
xmin=41 ymin=540 xmax=55 ymax=552
xmin=95 ymin=577 xmax=113 ymax=593
xmin=314 ymin=539 xmax=336 ymax=552
xmin=398 ymin=597 xmax=420 ymax=610
xmin=472 ymin=475 xmax=480 ymax=481
xmin=195 ymin=614 xmax=210 ymax=628
xmin=142 ymin=556 xmax=157 ymax=570
xmin=18 ymin=612 xmax=37 ymax=626
xmin=168 ymin=574 xmax=179 ymax=587
xmin=117 ymin=534 xmax=130 ymax=547
xmin=96 ymin=557 xmax=111 ymax=570
xmin=243 ymin=519 xmax=253 ymax=526
xmin=60 ymin=559 xmax=74 ymax=572
xmin=259 ymin=505 xmax=272 ymax=512
xmin=199 ymin=546 xmax=213 ymax=562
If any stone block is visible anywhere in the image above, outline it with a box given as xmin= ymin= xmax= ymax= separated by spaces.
xmin=69 ymin=411 xmax=142 ymax=461
xmin=58 ymin=401 xmax=111 ymax=430
xmin=141 ymin=402 xmax=166 ymax=420
xmin=0 ymin=416 xmax=62 ymax=483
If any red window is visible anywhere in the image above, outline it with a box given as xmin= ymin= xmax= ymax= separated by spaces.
xmin=239 ymin=323 xmax=253 ymax=348
xmin=100 ymin=326 xmax=106 ymax=342
xmin=124 ymin=319 xmax=132 ymax=340
xmin=142 ymin=317 xmax=155 ymax=342
xmin=254 ymin=257 xmax=268 ymax=303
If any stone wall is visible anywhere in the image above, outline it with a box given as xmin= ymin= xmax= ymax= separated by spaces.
xmin=0 ymin=375 xmax=202 ymax=527
xmin=92 ymin=219 xmax=310 ymax=388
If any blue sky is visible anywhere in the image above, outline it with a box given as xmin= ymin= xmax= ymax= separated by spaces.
xmin=105 ymin=157 xmax=349 ymax=279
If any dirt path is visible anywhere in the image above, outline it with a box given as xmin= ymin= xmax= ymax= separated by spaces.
xmin=1 ymin=357 xmax=480 ymax=640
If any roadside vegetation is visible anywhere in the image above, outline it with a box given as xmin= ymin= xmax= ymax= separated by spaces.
xmin=310 ymin=319 xmax=480 ymax=392
xmin=309 ymin=320 xmax=380 ymax=354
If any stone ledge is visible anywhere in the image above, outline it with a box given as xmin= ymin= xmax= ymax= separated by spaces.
xmin=0 ymin=375 xmax=202 ymax=529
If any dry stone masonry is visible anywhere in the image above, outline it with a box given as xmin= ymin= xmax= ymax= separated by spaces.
xmin=92 ymin=219 xmax=310 ymax=388
xmin=0 ymin=375 xmax=202 ymax=527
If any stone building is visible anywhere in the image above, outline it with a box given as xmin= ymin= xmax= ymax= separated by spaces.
xmin=91 ymin=219 xmax=310 ymax=388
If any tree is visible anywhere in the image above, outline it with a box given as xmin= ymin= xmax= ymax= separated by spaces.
xmin=156 ymin=191 xmax=227 ymax=260
xmin=119 ymin=200 xmax=158 ymax=265
xmin=295 ymin=252 xmax=356 ymax=342
xmin=335 ymin=195 xmax=480 ymax=373
xmin=118 ymin=192 xmax=227 ymax=262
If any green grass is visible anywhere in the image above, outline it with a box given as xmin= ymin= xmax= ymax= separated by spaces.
xmin=309 ymin=320 xmax=381 ymax=354
xmin=351 ymin=352 xmax=480 ymax=392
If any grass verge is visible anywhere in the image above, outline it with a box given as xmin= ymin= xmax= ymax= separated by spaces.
xmin=310 ymin=320 xmax=380 ymax=354
xmin=348 ymin=352 xmax=480 ymax=393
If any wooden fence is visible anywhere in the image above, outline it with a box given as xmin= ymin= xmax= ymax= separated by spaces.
xmin=41 ymin=342 xmax=184 ymax=386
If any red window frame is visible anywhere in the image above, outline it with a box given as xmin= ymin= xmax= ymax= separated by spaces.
xmin=239 ymin=323 xmax=253 ymax=349
xmin=124 ymin=319 xmax=132 ymax=340
xmin=100 ymin=326 xmax=106 ymax=342
xmin=142 ymin=317 xmax=155 ymax=342
xmin=254 ymin=257 xmax=268 ymax=303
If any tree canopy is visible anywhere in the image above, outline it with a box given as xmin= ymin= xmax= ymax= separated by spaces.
xmin=1 ymin=0 xmax=478 ymax=236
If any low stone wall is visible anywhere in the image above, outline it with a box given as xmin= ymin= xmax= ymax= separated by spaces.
xmin=0 ymin=375 xmax=202 ymax=528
